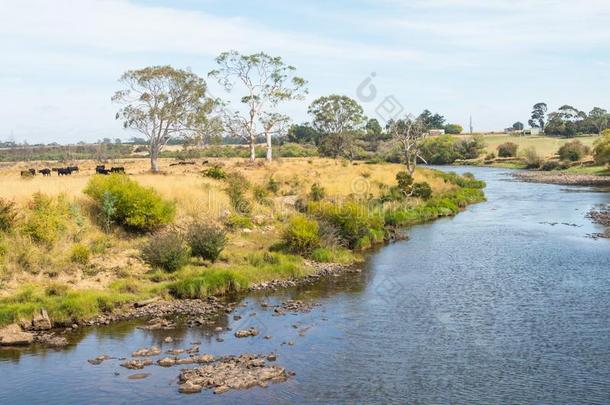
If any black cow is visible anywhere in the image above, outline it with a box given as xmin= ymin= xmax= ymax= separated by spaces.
xmin=20 ymin=169 xmax=36 ymax=177
xmin=67 ymin=166 xmax=79 ymax=173
xmin=110 ymin=167 xmax=125 ymax=173
xmin=38 ymin=168 xmax=51 ymax=176
xmin=57 ymin=167 xmax=72 ymax=176
xmin=96 ymin=165 xmax=110 ymax=175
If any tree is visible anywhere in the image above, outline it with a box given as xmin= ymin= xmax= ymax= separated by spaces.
xmin=308 ymin=95 xmax=366 ymax=136
xmin=593 ymin=129 xmax=610 ymax=165
xmin=112 ymin=66 xmax=215 ymax=172
xmin=444 ymin=123 xmax=463 ymax=134
xmin=287 ymin=124 xmax=321 ymax=145
xmin=419 ymin=109 xmax=446 ymax=130
xmin=318 ymin=131 xmax=360 ymax=160
xmin=512 ymin=121 xmax=524 ymax=131
xmin=209 ymin=51 xmax=307 ymax=161
xmin=528 ymin=102 xmax=547 ymax=130
xmin=588 ymin=107 xmax=609 ymax=134
xmin=388 ymin=115 xmax=428 ymax=174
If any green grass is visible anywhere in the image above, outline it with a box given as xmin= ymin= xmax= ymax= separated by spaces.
xmin=310 ymin=247 xmax=356 ymax=264
xmin=562 ymin=165 xmax=610 ymax=175
xmin=0 ymin=285 xmax=149 ymax=326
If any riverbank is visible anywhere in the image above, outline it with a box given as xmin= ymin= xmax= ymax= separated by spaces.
xmin=512 ymin=171 xmax=610 ymax=186
xmin=0 ymin=161 xmax=486 ymax=347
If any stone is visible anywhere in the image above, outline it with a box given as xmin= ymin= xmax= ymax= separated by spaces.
xmin=164 ymin=336 xmax=174 ymax=343
xmin=88 ymin=355 xmax=111 ymax=365
xmin=31 ymin=309 xmax=52 ymax=331
xmin=267 ymin=353 xmax=277 ymax=362
xmin=132 ymin=346 xmax=161 ymax=357
xmin=157 ymin=357 xmax=176 ymax=367
xmin=234 ymin=328 xmax=258 ymax=338
xmin=214 ymin=326 xmax=223 ymax=332
xmin=179 ymin=381 xmax=203 ymax=394
xmin=128 ymin=373 xmax=150 ymax=380
xmin=121 ymin=359 xmax=153 ymax=370
xmin=0 ymin=324 xmax=34 ymax=346
xmin=214 ymin=385 xmax=230 ymax=395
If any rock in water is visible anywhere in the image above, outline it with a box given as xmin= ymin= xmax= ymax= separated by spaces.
xmin=234 ymin=328 xmax=258 ymax=338
xmin=179 ymin=381 xmax=203 ymax=394
xmin=0 ymin=324 xmax=34 ymax=346
xmin=31 ymin=309 xmax=52 ymax=331
xmin=132 ymin=346 xmax=161 ymax=357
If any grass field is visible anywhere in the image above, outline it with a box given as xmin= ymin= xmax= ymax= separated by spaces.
xmin=0 ymin=157 xmax=484 ymax=326
xmin=459 ymin=133 xmax=599 ymax=158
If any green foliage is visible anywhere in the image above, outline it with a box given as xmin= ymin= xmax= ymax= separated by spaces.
xmin=266 ymin=176 xmax=280 ymax=194
xmin=141 ymin=231 xmax=190 ymax=272
xmin=497 ymin=142 xmax=519 ymax=157
xmin=253 ymin=185 xmax=271 ymax=205
xmin=308 ymin=200 xmax=384 ymax=249
xmin=444 ymin=123 xmax=463 ymax=134
xmin=593 ymin=131 xmax=610 ymax=164
xmin=186 ymin=222 xmax=226 ymax=262
xmin=202 ymin=165 xmax=227 ymax=179
xmin=168 ymin=269 xmax=249 ymax=299
xmin=22 ymin=193 xmax=71 ymax=245
xmin=100 ymin=191 xmax=118 ymax=232
xmin=396 ymin=171 xmax=414 ymax=194
xmin=308 ymin=94 xmax=365 ymax=135
xmin=224 ymin=172 xmax=252 ymax=214
xmin=436 ymin=171 xmax=486 ymax=189
xmin=411 ymin=182 xmax=432 ymax=199
xmin=84 ymin=174 xmax=175 ymax=232
xmin=282 ymin=215 xmax=320 ymax=254
xmin=0 ymin=198 xmax=17 ymax=232
xmin=310 ymin=247 xmax=355 ymax=264
xmin=455 ymin=135 xmax=486 ymax=159
xmin=224 ymin=213 xmax=253 ymax=230
xmin=309 ymin=183 xmax=326 ymax=202
xmin=540 ymin=160 xmax=566 ymax=171
xmin=420 ymin=135 xmax=460 ymax=164
xmin=521 ymin=147 xmax=542 ymax=169
xmin=69 ymin=244 xmax=90 ymax=265
xmin=558 ymin=140 xmax=590 ymax=161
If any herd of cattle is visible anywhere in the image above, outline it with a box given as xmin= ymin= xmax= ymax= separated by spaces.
xmin=20 ymin=165 xmax=125 ymax=177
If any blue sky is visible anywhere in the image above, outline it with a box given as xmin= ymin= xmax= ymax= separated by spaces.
xmin=1 ymin=0 xmax=609 ymax=144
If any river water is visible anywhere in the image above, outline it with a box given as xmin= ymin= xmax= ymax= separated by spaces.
xmin=1 ymin=167 xmax=609 ymax=404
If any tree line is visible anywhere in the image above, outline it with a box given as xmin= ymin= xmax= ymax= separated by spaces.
xmin=112 ymin=51 xmax=462 ymax=173
xmin=519 ymin=102 xmax=610 ymax=136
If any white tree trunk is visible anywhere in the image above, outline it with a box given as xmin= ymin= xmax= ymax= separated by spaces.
xmin=266 ymin=132 xmax=272 ymax=161
xmin=249 ymin=137 xmax=256 ymax=161
xmin=150 ymin=144 xmax=159 ymax=172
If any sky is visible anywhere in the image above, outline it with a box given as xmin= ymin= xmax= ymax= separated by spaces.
xmin=1 ymin=0 xmax=609 ymax=144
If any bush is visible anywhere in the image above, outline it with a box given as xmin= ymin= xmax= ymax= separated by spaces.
xmin=202 ymin=165 xmax=226 ymax=179
xmin=186 ymin=223 xmax=226 ymax=262
xmin=225 ymin=172 xmax=252 ymax=214
xmin=84 ymin=174 xmax=175 ymax=232
xmin=396 ymin=171 xmax=413 ymax=194
xmin=420 ymin=135 xmax=461 ymax=164
xmin=411 ymin=182 xmax=432 ymax=199
xmin=455 ymin=135 xmax=486 ymax=159
xmin=282 ymin=215 xmax=320 ymax=254
xmin=309 ymin=183 xmax=326 ymax=202
xmin=253 ymin=185 xmax=271 ymax=205
xmin=69 ymin=244 xmax=90 ymax=265
xmin=22 ymin=193 xmax=71 ymax=245
xmin=267 ymin=176 xmax=280 ymax=194
xmin=497 ymin=142 xmax=518 ymax=157
xmin=141 ymin=231 xmax=190 ymax=272
xmin=521 ymin=147 xmax=542 ymax=169
xmin=558 ymin=140 xmax=589 ymax=162
xmin=444 ymin=124 xmax=463 ymax=134
xmin=593 ymin=131 xmax=610 ymax=165
xmin=0 ymin=198 xmax=17 ymax=232
xmin=224 ymin=213 xmax=253 ymax=230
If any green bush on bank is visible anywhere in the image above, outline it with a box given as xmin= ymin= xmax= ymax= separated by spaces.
xmin=186 ymin=222 xmax=226 ymax=262
xmin=84 ymin=174 xmax=175 ymax=232
xmin=141 ymin=230 xmax=190 ymax=272
xmin=282 ymin=214 xmax=320 ymax=254
xmin=21 ymin=193 xmax=72 ymax=245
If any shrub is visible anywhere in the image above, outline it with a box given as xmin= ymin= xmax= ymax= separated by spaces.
xmin=420 ymin=135 xmax=461 ymax=164
xmin=396 ymin=171 xmax=413 ymax=194
xmin=202 ymin=165 xmax=226 ymax=179
xmin=22 ymin=193 xmax=71 ymax=245
xmin=69 ymin=244 xmax=90 ymax=265
xmin=224 ymin=213 xmax=253 ymax=230
xmin=411 ymin=182 xmax=432 ymax=199
xmin=0 ymin=199 xmax=17 ymax=232
xmin=540 ymin=160 xmax=561 ymax=171
xmin=282 ymin=215 xmax=320 ymax=254
xmin=309 ymin=183 xmax=326 ymax=202
xmin=84 ymin=174 xmax=175 ymax=232
xmin=266 ymin=176 xmax=280 ymax=194
xmin=521 ymin=147 xmax=542 ymax=169
xmin=253 ymin=185 xmax=270 ymax=205
xmin=455 ymin=135 xmax=486 ymax=159
xmin=141 ymin=231 xmax=190 ymax=272
xmin=558 ymin=140 xmax=589 ymax=162
xmin=593 ymin=131 xmax=610 ymax=165
xmin=444 ymin=123 xmax=463 ymax=134
xmin=225 ymin=172 xmax=252 ymax=214
xmin=186 ymin=223 xmax=226 ymax=262
xmin=497 ymin=142 xmax=518 ymax=157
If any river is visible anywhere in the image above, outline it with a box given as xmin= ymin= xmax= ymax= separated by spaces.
xmin=1 ymin=167 xmax=609 ymax=404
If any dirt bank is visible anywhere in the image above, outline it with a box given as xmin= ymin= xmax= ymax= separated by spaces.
xmin=513 ymin=171 xmax=610 ymax=186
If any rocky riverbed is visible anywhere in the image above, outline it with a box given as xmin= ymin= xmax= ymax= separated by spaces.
xmin=513 ymin=171 xmax=610 ymax=186
xmin=587 ymin=205 xmax=610 ymax=238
